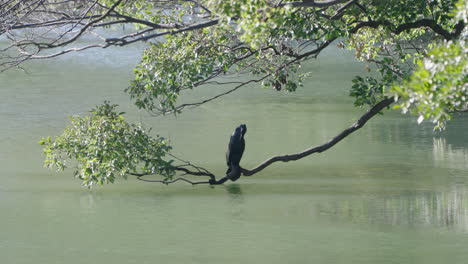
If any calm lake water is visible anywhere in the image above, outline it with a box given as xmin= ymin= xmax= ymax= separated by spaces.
xmin=1 ymin=43 xmax=467 ymax=264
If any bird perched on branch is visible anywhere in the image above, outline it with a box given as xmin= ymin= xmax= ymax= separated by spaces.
xmin=226 ymin=124 xmax=247 ymax=181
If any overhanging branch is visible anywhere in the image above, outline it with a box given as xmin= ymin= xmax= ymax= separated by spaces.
xmin=128 ymin=97 xmax=395 ymax=185
xmin=350 ymin=19 xmax=464 ymax=41
xmin=170 ymin=76 xmax=269 ymax=114
xmin=241 ymin=97 xmax=395 ymax=176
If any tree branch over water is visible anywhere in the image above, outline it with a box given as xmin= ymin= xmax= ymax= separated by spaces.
xmin=7 ymin=1 xmax=466 ymax=188
xmin=241 ymin=97 xmax=395 ymax=176
xmin=128 ymin=97 xmax=395 ymax=185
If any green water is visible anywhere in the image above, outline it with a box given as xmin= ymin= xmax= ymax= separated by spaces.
xmin=1 ymin=44 xmax=467 ymax=264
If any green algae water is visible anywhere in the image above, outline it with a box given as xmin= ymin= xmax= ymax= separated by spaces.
xmin=1 ymin=43 xmax=467 ymax=264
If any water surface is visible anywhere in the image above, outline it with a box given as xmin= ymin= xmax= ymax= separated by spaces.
xmin=1 ymin=43 xmax=467 ymax=264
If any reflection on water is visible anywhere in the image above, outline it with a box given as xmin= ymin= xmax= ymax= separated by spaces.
xmin=1 ymin=41 xmax=468 ymax=263
xmin=317 ymin=185 xmax=468 ymax=231
xmin=79 ymin=192 xmax=99 ymax=213
xmin=226 ymin=184 xmax=243 ymax=197
xmin=433 ymin=137 xmax=468 ymax=170
xmin=226 ymin=184 xmax=244 ymax=221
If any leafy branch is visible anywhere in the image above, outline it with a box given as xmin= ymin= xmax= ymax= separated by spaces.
xmin=40 ymin=98 xmax=395 ymax=187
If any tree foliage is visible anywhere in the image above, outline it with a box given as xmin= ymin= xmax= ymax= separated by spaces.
xmin=393 ymin=2 xmax=468 ymax=129
xmin=39 ymin=102 xmax=175 ymax=187
xmin=128 ymin=28 xmax=244 ymax=114
xmin=394 ymin=40 xmax=467 ymax=129
xmin=1 ymin=0 xmax=466 ymax=186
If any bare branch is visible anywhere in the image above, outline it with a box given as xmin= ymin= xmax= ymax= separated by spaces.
xmin=134 ymin=175 xmax=211 ymax=185
xmin=105 ymin=19 xmax=219 ymax=46
xmin=25 ymin=43 xmax=107 ymax=59
xmin=241 ymin=97 xmax=395 ymax=176
xmin=31 ymin=0 xmax=122 ymax=49
xmin=294 ymin=38 xmax=335 ymax=61
xmin=169 ymin=76 xmax=269 ymax=114
xmin=128 ymin=153 xmax=220 ymax=185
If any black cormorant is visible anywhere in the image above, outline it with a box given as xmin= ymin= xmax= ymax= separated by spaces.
xmin=225 ymin=124 xmax=247 ymax=181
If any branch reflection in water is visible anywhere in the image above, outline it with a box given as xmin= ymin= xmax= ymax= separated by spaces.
xmin=316 ymin=186 xmax=468 ymax=231
xmin=433 ymin=137 xmax=468 ymax=170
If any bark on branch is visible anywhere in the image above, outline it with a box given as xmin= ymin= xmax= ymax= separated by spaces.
xmin=241 ymin=97 xmax=395 ymax=176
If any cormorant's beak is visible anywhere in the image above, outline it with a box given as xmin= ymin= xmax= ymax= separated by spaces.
xmin=240 ymin=124 xmax=247 ymax=136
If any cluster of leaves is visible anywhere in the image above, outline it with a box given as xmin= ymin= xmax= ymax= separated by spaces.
xmin=350 ymin=75 xmax=387 ymax=107
xmin=207 ymin=0 xmax=295 ymax=49
xmin=127 ymin=28 xmax=246 ymax=114
xmin=128 ymin=24 xmax=313 ymax=114
xmin=340 ymin=0 xmax=457 ymax=62
xmin=350 ymin=58 xmax=403 ymax=106
xmin=207 ymin=0 xmax=350 ymax=47
xmin=258 ymin=64 xmax=306 ymax=92
xmin=344 ymin=0 xmax=466 ymax=119
xmin=454 ymin=0 xmax=468 ymax=24
xmin=390 ymin=0 xmax=467 ymax=129
xmin=39 ymin=102 xmax=175 ymax=187
xmin=126 ymin=0 xmax=467 ymax=121
xmin=363 ymin=0 xmax=457 ymax=27
xmin=393 ymin=40 xmax=467 ymax=129
xmin=205 ymin=0 xmax=466 ymax=118
xmin=343 ymin=1 xmax=444 ymax=102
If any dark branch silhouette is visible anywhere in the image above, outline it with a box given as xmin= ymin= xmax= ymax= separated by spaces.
xmin=130 ymin=97 xmax=395 ymax=185
xmin=349 ymin=19 xmax=465 ymax=41
xmin=241 ymin=97 xmax=394 ymax=176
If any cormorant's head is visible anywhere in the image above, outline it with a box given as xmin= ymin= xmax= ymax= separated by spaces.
xmin=240 ymin=124 xmax=247 ymax=137
xmin=232 ymin=124 xmax=247 ymax=140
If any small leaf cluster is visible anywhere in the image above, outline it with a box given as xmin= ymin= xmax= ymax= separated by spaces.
xmin=350 ymin=58 xmax=402 ymax=106
xmin=207 ymin=0 xmax=346 ymax=49
xmin=454 ymin=0 xmax=468 ymax=24
xmin=39 ymin=102 xmax=175 ymax=188
xmin=350 ymin=76 xmax=387 ymax=106
xmin=345 ymin=0 xmax=465 ymax=125
xmin=393 ymin=40 xmax=467 ymax=129
xmin=345 ymin=0 xmax=460 ymax=64
xmin=259 ymin=63 xmax=305 ymax=92
xmin=127 ymin=29 xmax=242 ymax=114
xmin=365 ymin=0 xmax=455 ymax=25
xmin=207 ymin=0 xmax=281 ymax=49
